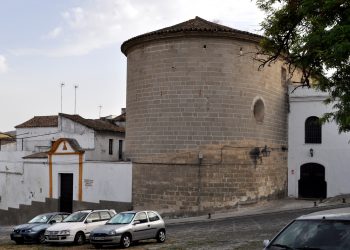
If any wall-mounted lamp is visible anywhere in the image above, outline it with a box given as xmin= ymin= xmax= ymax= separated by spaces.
xmin=310 ymin=148 xmax=314 ymax=157
xmin=261 ymin=145 xmax=271 ymax=157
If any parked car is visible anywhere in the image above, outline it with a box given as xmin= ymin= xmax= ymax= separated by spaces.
xmin=263 ymin=207 xmax=350 ymax=249
xmin=45 ymin=209 xmax=116 ymax=245
xmin=10 ymin=212 xmax=70 ymax=244
xmin=90 ymin=210 xmax=166 ymax=248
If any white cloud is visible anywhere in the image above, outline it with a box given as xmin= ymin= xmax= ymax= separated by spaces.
xmin=13 ymin=0 xmax=264 ymax=57
xmin=0 ymin=55 xmax=8 ymax=73
xmin=45 ymin=27 xmax=63 ymax=39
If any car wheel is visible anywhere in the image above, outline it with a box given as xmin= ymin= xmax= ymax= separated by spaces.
xmin=74 ymin=232 xmax=85 ymax=245
xmin=38 ymin=231 xmax=46 ymax=244
xmin=156 ymin=229 xmax=166 ymax=243
xmin=93 ymin=243 xmax=102 ymax=249
xmin=120 ymin=233 xmax=131 ymax=248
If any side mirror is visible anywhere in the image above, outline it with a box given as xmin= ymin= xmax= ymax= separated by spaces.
xmin=263 ymin=239 xmax=270 ymax=247
xmin=85 ymin=219 xmax=93 ymax=224
xmin=133 ymin=220 xmax=140 ymax=225
xmin=49 ymin=220 xmax=56 ymax=225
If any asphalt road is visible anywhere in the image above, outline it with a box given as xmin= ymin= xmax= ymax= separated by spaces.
xmin=0 ymin=206 xmax=339 ymax=250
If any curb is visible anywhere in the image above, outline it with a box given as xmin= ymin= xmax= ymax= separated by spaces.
xmin=166 ymin=202 xmax=350 ymax=226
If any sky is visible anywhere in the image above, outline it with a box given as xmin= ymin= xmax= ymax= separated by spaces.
xmin=0 ymin=0 xmax=265 ymax=132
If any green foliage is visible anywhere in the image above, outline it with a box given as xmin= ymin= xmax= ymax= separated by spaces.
xmin=257 ymin=0 xmax=350 ymax=132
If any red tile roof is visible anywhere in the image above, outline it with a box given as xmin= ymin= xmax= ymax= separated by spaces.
xmin=60 ymin=113 xmax=125 ymax=133
xmin=15 ymin=116 xmax=58 ymax=128
xmin=112 ymin=113 xmax=126 ymax=122
xmin=121 ymin=16 xmax=263 ymax=55
xmin=15 ymin=114 xmax=125 ymax=133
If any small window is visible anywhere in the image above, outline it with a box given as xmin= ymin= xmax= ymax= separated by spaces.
xmin=118 ymin=140 xmax=123 ymax=160
xmin=134 ymin=212 xmax=148 ymax=224
xmin=305 ymin=116 xmax=322 ymax=144
xmin=109 ymin=139 xmax=113 ymax=155
xmin=281 ymin=67 xmax=287 ymax=86
xmin=253 ymin=99 xmax=265 ymax=123
xmin=147 ymin=212 xmax=160 ymax=222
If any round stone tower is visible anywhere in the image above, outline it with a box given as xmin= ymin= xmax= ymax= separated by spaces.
xmin=122 ymin=17 xmax=289 ymax=216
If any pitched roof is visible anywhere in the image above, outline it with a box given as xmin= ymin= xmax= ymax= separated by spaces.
xmin=112 ymin=112 xmax=126 ymax=122
xmin=15 ymin=116 xmax=58 ymax=128
xmin=121 ymin=16 xmax=263 ymax=55
xmin=49 ymin=138 xmax=85 ymax=154
xmin=15 ymin=114 xmax=125 ymax=133
xmin=60 ymin=113 xmax=125 ymax=133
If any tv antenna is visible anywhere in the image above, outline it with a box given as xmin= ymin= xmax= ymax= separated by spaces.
xmin=98 ymin=105 xmax=102 ymax=118
xmin=60 ymin=82 xmax=65 ymax=113
xmin=74 ymin=84 xmax=79 ymax=114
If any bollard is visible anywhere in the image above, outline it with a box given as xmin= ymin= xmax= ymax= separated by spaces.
xmin=208 ymin=213 xmax=211 ymax=219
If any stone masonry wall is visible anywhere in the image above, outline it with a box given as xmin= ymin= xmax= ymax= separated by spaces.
xmin=132 ymin=141 xmax=287 ymax=216
xmin=125 ymin=37 xmax=289 ymax=160
xmin=125 ymin=35 xmax=290 ymax=214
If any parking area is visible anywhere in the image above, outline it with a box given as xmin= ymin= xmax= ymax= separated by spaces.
xmin=0 ymin=207 xmax=312 ymax=250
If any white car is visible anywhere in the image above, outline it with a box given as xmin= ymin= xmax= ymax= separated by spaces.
xmin=45 ymin=209 xmax=116 ymax=245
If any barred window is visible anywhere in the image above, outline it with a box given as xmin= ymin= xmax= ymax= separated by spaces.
xmin=305 ymin=116 xmax=322 ymax=144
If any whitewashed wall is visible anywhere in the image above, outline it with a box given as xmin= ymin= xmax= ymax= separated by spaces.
xmin=16 ymin=127 xmax=58 ymax=151
xmin=0 ymin=155 xmax=48 ymax=210
xmin=0 ymin=153 xmax=132 ymax=210
xmin=59 ymin=116 xmax=95 ymax=149
xmin=85 ymin=132 xmax=124 ymax=161
xmin=83 ymin=161 xmax=132 ymax=202
xmin=288 ymin=86 xmax=350 ymax=197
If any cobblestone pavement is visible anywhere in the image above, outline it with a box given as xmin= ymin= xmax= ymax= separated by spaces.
xmin=0 ymin=206 xmax=345 ymax=250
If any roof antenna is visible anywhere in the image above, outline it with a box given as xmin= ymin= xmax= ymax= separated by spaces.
xmin=74 ymin=84 xmax=79 ymax=114
xmin=60 ymin=82 xmax=65 ymax=113
xmin=98 ymin=105 xmax=102 ymax=118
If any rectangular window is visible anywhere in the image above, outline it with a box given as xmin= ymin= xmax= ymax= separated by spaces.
xmin=281 ymin=67 xmax=287 ymax=86
xmin=118 ymin=140 xmax=123 ymax=160
xmin=109 ymin=139 xmax=113 ymax=155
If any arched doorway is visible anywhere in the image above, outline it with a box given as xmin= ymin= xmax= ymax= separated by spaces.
xmin=298 ymin=163 xmax=327 ymax=199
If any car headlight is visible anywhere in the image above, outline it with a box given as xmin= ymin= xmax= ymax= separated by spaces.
xmin=108 ymin=230 xmax=117 ymax=235
xmin=59 ymin=230 xmax=70 ymax=235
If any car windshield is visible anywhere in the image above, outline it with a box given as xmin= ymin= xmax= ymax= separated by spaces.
xmin=106 ymin=213 xmax=135 ymax=225
xmin=63 ymin=212 xmax=89 ymax=222
xmin=268 ymin=219 xmax=350 ymax=250
xmin=28 ymin=214 xmax=51 ymax=223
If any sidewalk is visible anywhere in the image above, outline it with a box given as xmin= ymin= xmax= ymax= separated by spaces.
xmin=165 ymin=195 xmax=350 ymax=225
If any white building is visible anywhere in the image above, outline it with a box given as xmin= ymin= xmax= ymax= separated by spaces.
xmin=0 ymin=113 xmax=132 ymax=224
xmin=288 ymin=86 xmax=350 ymax=199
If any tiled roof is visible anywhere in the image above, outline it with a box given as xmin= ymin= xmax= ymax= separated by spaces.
xmin=49 ymin=138 xmax=85 ymax=154
xmin=112 ymin=113 xmax=126 ymax=122
xmin=60 ymin=113 xmax=125 ymax=133
xmin=121 ymin=16 xmax=263 ymax=54
xmin=15 ymin=114 xmax=125 ymax=133
xmin=15 ymin=116 xmax=58 ymax=128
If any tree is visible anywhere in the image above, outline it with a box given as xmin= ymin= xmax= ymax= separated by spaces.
xmin=257 ymin=0 xmax=350 ymax=132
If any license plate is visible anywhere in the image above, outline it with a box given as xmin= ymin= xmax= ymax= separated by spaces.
xmin=93 ymin=237 xmax=105 ymax=240
xmin=49 ymin=236 xmax=59 ymax=240
xmin=13 ymin=234 xmax=22 ymax=238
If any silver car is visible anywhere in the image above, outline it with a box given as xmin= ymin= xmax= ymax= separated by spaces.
xmin=263 ymin=207 xmax=350 ymax=249
xmin=90 ymin=210 xmax=166 ymax=248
